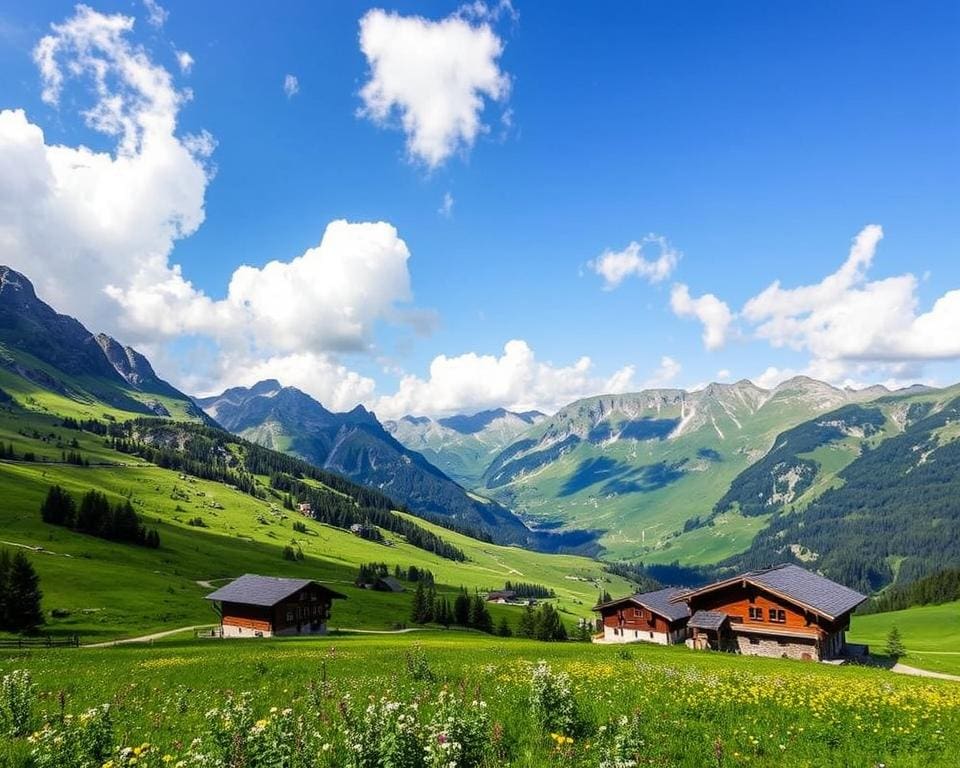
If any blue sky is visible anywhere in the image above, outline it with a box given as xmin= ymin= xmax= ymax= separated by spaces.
xmin=0 ymin=1 xmax=958 ymax=416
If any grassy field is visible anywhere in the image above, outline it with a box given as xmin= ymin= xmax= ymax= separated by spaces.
xmin=0 ymin=633 xmax=958 ymax=767
xmin=0 ymin=400 xmax=635 ymax=642
xmin=850 ymin=602 xmax=960 ymax=676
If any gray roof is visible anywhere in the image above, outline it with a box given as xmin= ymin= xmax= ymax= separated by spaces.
xmin=205 ymin=574 xmax=346 ymax=607
xmin=746 ymin=564 xmax=866 ymax=619
xmin=594 ymin=587 xmax=691 ymax=622
xmin=688 ymin=610 xmax=728 ymax=631
xmin=377 ymin=576 xmax=406 ymax=592
xmin=632 ymin=587 xmax=691 ymax=622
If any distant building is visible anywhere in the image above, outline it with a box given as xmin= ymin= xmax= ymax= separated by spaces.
xmin=486 ymin=590 xmax=516 ymax=604
xmin=593 ymin=587 xmax=691 ymax=645
xmin=371 ymin=576 xmax=405 ymax=593
xmin=674 ymin=564 xmax=867 ymax=661
xmin=296 ymin=502 xmax=312 ymax=516
xmin=204 ymin=574 xmax=346 ymax=638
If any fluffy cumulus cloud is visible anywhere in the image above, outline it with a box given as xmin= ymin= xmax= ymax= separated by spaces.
xmin=674 ymin=224 xmax=960 ymax=385
xmin=590 ymin=235 xmax=680 ymax=289
xmin=642 ymin=356 xmax=682 ymax=388
xmin=283 ymin=74 xmax=299 ymax=98
xmin=0 ymin=5 xmax=214 ymax=335
xmin=670 ymin=284 xmax=734 ymax=350
xmin=374 ymin=340 xmax=639 ymax=418
xmin=742 ymin=225 xmax=960 ymax=363
xmin=142 ymin=0 xmax=168 ymax=28
xmin=176 ymin=50 xmax=194 ymax=74
xmin=358 ymin=7 xmax=510 ymax=168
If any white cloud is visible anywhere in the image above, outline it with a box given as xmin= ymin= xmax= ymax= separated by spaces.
xmin=107 ymin=219 xmax=415 ymax=354
xmin=373 ymin=340 xmax=637 ymax=418
xmin=176 ymin=49 xmax=194 ymax=74
xmin=642 ymin=356 xmax=682 ymax=388
xmin=209 ymin=352 xmax=378 ymax=413
xmin=742 ymin=225 xmax=960 ymax=364
xmin=590 ymin=235 xmax=680 ymax=289
xmin=358 ymin=7 xmax=510 ymax=168
xmin=142 ymin=0 xmax=168 ymax=28
xmin=716 ymin=369 xmax=731 ymax=381
xmin=438 ymin=191 xmax=454 ymax=217
xmin=283 ymin=74 xmax=299 ymax=98
xmin=670 ymin=284 xmax=734 ymax=350
xmin=1 ymin=5 xmax=212 ymax=338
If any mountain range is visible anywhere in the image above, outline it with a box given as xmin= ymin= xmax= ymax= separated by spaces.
xmin=1 ymin=263 xmax=958 ymax=593
xmin=383 ymin=408 xmax=546 ymax=488
xmin=194 ymin=382 xmax=594 ymax=553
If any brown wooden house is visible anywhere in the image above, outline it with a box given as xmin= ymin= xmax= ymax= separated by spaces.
xmin=673 ymin=564 xmax=867 ymax=660
xmin=592 ymin=587 xmax=691 ymax=645
xmin=205 ymin=574 xmax=346 ymax=638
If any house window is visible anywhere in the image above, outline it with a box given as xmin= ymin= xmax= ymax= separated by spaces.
xmin=749 ymin=637 xmax=760 ymax=645
xmin=748 ymin=606 xmax=763 ymax=621
xmin=286 ymin=611 xmax=294 ymax=622
xmin=634 ymin=608 xmax=644 ymax=619
xmin=768 ymin=608 xmax=786 ymax=623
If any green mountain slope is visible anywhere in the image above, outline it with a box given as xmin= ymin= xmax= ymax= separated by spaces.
xmin=481 ymin=378 xmax=888 ymax=563
xmin=197 ymin=382 xmax=596 ymax=553
xmin=384 ymin=408 xmax=546 ymax=487
xmin=724 ymin=386 xmax=960 ymax=592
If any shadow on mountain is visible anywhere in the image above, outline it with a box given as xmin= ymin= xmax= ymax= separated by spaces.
xmin=587 ymin=417 xmax=679 ymax=444
xmin=560 ymin=456 xmax=687 ymax=497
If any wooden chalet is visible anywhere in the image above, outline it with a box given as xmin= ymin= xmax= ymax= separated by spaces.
xmin=673 ymin=564 xmax=867 ymax=661
xmin=592 ymin=587 xmax=692 ymax=645
xmin=205 ymin=574 xmax=346 ymax=638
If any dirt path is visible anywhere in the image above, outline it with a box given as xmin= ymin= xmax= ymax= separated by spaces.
xmin=83 ymin=625 xmax=214 ymax=648
xmin=891 ymin=662 xmax=960 ymax=682
xmin=82 ymin=624 xmax=428 ymax=648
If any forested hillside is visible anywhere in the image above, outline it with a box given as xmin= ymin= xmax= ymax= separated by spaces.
xmin=727 ymin=395 xmax=960 ymax=592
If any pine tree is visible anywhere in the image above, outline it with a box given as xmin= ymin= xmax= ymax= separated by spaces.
xmin=0 ymin=549 xmax=10 ymax=629
xmin=7 ymin=551 xmax=43 ymax=633
xmin=886 ymin=625 xmax=906 ymax=658
xmin=40 ymin=485 xmax=76 ymax=527
xmin=423 ymin=584 xmax=436 ymax=624
xmin=496 ymin=616 xmax=513 ymax=637
xmin=518 ymin=604 xmax=536 ymax=638
xmin=411 ymin=581 xmax=428 ymax=624
xmin=453 ymin=589 xmax=471 ymax=626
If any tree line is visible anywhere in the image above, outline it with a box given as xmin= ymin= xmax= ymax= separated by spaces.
xmin=41 ymin=485 xmax=160 ymax=548
xmin=860 ymin=568 xmax=960 ymax=615
xmin=503 ymin=580 xmax=555 ymax=599
xmin=410 ymin=584 xmax=493 ymax=633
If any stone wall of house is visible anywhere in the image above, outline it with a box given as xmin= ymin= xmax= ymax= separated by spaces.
xmin=735 ymin=633 xmax=819 ymax=661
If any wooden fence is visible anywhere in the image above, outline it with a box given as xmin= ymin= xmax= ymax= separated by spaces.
xmin=0 ymin=635 xmax=80 ymax=649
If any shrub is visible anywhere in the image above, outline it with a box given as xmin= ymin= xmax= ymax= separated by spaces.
xmin=528 ymin=661 xmax=578 ymax=736
xmin=340 ymin=695 xmax=424 ymax=768
xmin=28 ymin=704 xmax=112 ymax=768
xmin=1 ymin=669 xmax=35 ymax=737
xmin=596 ymin=713 xmax=646 ymax=768
xmin=404 ymin=644 xmax=435 ymax=682
xmin=424 ymin=691 xmax=489 ymax=768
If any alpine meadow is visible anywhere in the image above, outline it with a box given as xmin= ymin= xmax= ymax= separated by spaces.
xmin=0 ymin=2 xmax=958 ymax=767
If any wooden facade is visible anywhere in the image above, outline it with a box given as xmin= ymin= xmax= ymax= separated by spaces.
xmin=593 ymin=587 xmax=691 ymax=645
xmin=676 ymin=565 xmax=866 ymax=661
xmin=206 ymin=575 xmax=346 ymax=638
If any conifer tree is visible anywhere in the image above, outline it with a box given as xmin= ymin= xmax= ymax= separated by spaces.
xmin=7 ymin=551 xmax=43 ymax=632
xmin=497 ymin=616 xmax=513 ymax=637
xmin=411 ymin=580 xmax=428 ymax=624
xmin=518 ymin=604 xmax=536 ymax=638
xmin=886 ymin=625 xmax=906 ymax=658
xmin=453 ymin=588 xmax=471 ymax=626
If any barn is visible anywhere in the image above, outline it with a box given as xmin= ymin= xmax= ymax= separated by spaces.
xmin=592 ymin=587 xmax=691 ymax=645
xmin=673 ymin=564 xmax=867 ymax=660
xmin=205 ymin=574 xmax=346 ymax=638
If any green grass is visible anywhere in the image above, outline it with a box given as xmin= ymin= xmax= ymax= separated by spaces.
xmin=850 ymin=602 xmax=960 ymax=676
xmin=1 ymin=634 xmax=958 ymax=767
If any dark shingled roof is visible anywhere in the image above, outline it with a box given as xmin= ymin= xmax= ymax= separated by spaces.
xmin=593 ymin=587 xmax=691 ymax=622
xmin=688 ymin=610 xmax=728 ymax=631
xmin=633 ymin=587 xmax=692 ymax=622
xmin=747 ymin=564 xmax=866 ymax=619
xmin=204 ymin=574 xmax=346 ymax=607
